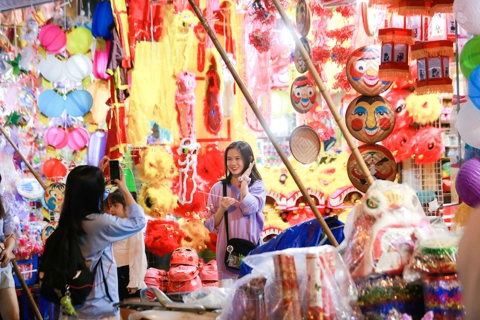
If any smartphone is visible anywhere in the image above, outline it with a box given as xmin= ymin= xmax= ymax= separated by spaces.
xmin=109 ymin=160 xmax=120 ymax=184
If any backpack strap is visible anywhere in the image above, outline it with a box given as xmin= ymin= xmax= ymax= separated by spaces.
xmin=98 ymin=258 xmax=113 ymax=302
xmin=222 ymin=180 xmax=230 ymax=242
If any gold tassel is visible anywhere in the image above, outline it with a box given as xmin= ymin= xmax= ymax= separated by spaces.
xmin=379 ymin=69 xmax=411 ymax=81
xmin=415 ymin=84 xmax=453 ymax=95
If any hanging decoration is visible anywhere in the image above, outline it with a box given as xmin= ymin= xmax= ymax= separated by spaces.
xmin=346 ymin=45 xmax=393 ymax=97
xmin=347 ymin=144 xmax=397 ymax=193
xmin=378 ymin=27 xmax=415 ymax=81
xmin=454 ymin=0 xmax=480 ymax=36
xmin=203 ymin=56 xmax=223 ymax=135
xmin=177 ymin=138 xmax=201 ymax=205
xmin=175 ymin=71 xmax=197 ymax=139
xmin=345 ymin=95 xmax=396 ymax=144
xmin=411 ymin=40 xmax=453 ymax=95
xmin=290 ymin=75 xmax=316 ymax=114
xmin=39 ymin=24 xmax=67 ymax=54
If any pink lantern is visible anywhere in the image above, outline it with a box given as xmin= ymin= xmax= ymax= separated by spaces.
xmin=44 ymin=126 xmax=68 ymax=149
xmin=92 ymin=40 xmax=111 ymax=80
xmin=68 ymin=127 xmax=89 ymax=151
xmin=39 ymin=24 xmax=67 ymax=54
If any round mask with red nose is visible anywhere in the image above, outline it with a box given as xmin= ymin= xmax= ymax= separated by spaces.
xmin=290 ymin=75 xmax=317 ymax=113
xmin=346 ymin=45 xmax=392 ymax=96
xmin=345 ymin=95 xmax=396 ymax=143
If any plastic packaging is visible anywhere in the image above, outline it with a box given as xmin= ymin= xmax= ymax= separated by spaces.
xmin=219 ymin=246 xmax=358 ymax=320
xmin=182 ymin=287 xmax=229 ymax=310
xmin=343 ymin=180 xmax=434 ymax=280
xmin=403 ymin=233 xmax=459 ymax=283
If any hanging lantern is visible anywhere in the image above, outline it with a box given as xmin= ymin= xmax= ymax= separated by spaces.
xmin=378 ymin=28 xmax=415 ymax=81
xmin=43 ymin=158 xmax=68 ymax=179
xmin=44 ymin=126 xmax=69 ymax=149
xmin=368 ymin=0 xmax=399 ymax=6
xmin=391 ymin=1 xmax=431 ymax=16
xmin=65 ymin=90 xmax=93 ymax=117
xmin=68 ymin=127 xmax=90 ymax=151
xmin=430 ymin=0 xmax=454 ymax=14
xmin=411 ymin=40 xmax=454 ymax=95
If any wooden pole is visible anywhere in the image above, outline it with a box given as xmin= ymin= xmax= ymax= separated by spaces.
xmin=272 ymin=0 xmax=375 ymax=186
xmin=0 ymin=126 xmax=44 ymax=320
xmin=188 ymin=0 xmax=339 ymax=247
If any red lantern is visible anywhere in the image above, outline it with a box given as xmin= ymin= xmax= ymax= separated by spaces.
xmin=430 ymin=0 xmax=454 ymax=14
xmin=392 ymin=1 xmax=431 ymax=16
xmin=43 ymin=158 xmax=68 ymax=179
xmin=378 ymin=28 xmax=415 ymax=81
xmin=411 ymin=40 xmax=454 ymax=95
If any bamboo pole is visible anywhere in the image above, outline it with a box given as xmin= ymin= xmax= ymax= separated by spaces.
xmin=272 ymin=0 xmax=375 ymax=187
xmin=0 ymin=126 xmax=44 ymax=320
xmin=188 ymin=0 xmax=339 ymax=246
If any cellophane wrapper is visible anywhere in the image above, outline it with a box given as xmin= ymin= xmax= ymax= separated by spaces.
xmin=218 ymin=246 xmax=359 ymax=320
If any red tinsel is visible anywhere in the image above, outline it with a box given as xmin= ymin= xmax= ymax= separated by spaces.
xmin=333 ymin=70 xmax=352 ymax=92
xmin=145 ymin=220 xmax=185 ymax=257
xmin=326 ymin=25 xmax=355 ymax=44
xmin=312 ymin=45 xmax=330 ymax=65
xmin=249 ymin=29 xmax=273 ymax=53
xmin=336 ymin=5 xmax=356 ymax=18
xmin=203 ymin=57 xmax=223 ymax=135
xmin=309 ymin=3 xmax=333 ymax=19
xmin=331 ymin=45 xmax=354 ymax=66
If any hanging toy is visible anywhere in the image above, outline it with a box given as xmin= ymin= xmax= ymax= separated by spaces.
xmin=177 ymin=138 xmax=201 ymax=205
xmin=203 ymin=56 xmax=223 ymax=135
xmin=175 ymin=71 xmax=197 ymax=139
xmin=60 ymin=291 xmax=78 ymax=316
xmin=220 ymin=53 xmax=235 ymax=118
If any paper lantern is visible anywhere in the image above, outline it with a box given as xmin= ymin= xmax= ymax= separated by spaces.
xmin=38 ymin=54 xmax=66 ymax=83
xmin=394 ymin=0 xmax=431 ymax=16
xmin=38 ymin=24 xmax=66 ymax=54
xmin=456 ymin=100 xmax=480 ymax=148
xmin=345 ymin=95 xmax=396 ymax=143
xmin=86 ymin=80 xmax=109 ymax=123
xmin=65 ymin=90 xmax=93 ymax=117
xmin=468 ymin=66 xmax=480 ymax=110
xmin=456 ymin=157 xmax=480 ymax=207
xmin=44 ymin=126 xmax=69 ymax=149
xmin=38 ymin=90 xmax=65 ymax=118
xmin=68 ymin=127 xmax=89 ymax=150
xmin=65 ymin=54 xmax=92 ymax=82
xmin=412 ymin=41 xmax=454 ymax=95
xmin=66 ymin=26 xmax=93 ymax=55
xmin=430 ymin=0 xmax=454 ymax=14
xmin=43 ymin=158 xmax=68 ymax=179
xmin=378 ymin=28 xmax=415 ymax=81
xmin=92 ymin=39 xmax=111 ymax=80
xmin=346 ymin=46 xmax=392 ymax=97
xmin=460 ymin=36 xmax=480 ymax=80
xmin=406 ymin=93 xmax=441 ymax=124
xmin=454 ymin=0 xmax=480 ymax=36
xmin=87 ymin=130 xmax=108 ymax=166
xmin=92 ymin=2 xmax=114 ymax=40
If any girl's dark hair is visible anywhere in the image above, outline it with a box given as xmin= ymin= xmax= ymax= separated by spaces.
xmin=224 ymin=141 xmax=262 ymax=186
xmin=0 ymin=174 xmax=4 ymax=219
xmin=0 ymin=195 xmax=4 ymax=220
xmin=59 ymin=165 xmax=105 ymax=235
xmin=108 ymin=190 xmax=126 ymax=207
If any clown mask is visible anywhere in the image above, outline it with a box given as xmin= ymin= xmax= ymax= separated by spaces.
xmin=345 ymin=95 xmax=396 ymax=143
xmin=346 ymin=45 xmax=392 ymax=96
xmin=290 ymin=75 xmax=316 ymax=113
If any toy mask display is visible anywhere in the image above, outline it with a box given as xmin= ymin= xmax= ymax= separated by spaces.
xmin=290 ymin=75 xmax=317 ymax=113
xmin=200 ymin=259 xmax=218 ymax=282
xmin=345 ymin=95 xmax=396 ymax=143
xmin=294 ymin=37 xmax=311 ymax=74
xmin=170 ymin=246 xmax=199 ymax=267
xmin=295 ymin=0 xmax=311 ymax=37
xmin=347 ymin=144 xmax=397 ymax=192
xmin=346 ymin=46 xmax=392 ymax=96
xmin=44 ymin=182 xmax=66 ymax=213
